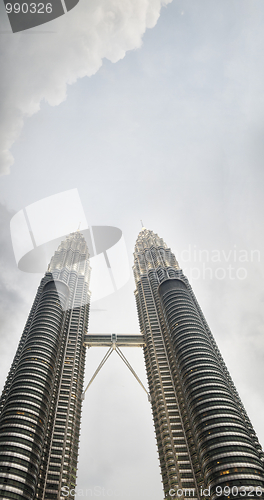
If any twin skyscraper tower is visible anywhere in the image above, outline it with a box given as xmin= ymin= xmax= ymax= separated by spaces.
xmin=0 ymin=229 xmax=263 ymax=500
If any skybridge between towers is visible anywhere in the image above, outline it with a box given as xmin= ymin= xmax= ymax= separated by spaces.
xmin=84 ymin=333 xmax=145 ymax=348
xmin=82 ymin=334 xmax=150 ymax=401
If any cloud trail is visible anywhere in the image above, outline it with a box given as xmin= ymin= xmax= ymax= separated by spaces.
xmin=0 ymin=0 xmax=171 ymax=175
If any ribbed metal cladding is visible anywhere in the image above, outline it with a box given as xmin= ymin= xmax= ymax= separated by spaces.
xmin=41 ymin=233 xmax=90 ymax=500
xmin=0 ymin=232 xmax=91 ymax=500
xmin=134 ymin=228 xmax=264 ymax=500
xmin=159 ymin=278 xmax=264 ymax=500
xmin=133 ymin=229 xmax=199 ymax=500
xmin=0 ymin=280 xmax=69 ymax=500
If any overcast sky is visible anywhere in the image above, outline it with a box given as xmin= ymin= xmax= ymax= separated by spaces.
xmin=1 ymin=1 xmax=264 ymax=499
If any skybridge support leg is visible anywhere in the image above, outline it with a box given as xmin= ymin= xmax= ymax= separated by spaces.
xmin=82 ymin=334 xmax=150 ymax=401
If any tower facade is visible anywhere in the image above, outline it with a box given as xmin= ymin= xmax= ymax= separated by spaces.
xmin=0 ymin=232 xmax=91 ymax=500
xmin=133 ymin=228 xmax=264 ymax=500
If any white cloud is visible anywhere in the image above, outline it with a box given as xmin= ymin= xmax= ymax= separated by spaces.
xmin=0 ymin=0 xmax=171 ymax=175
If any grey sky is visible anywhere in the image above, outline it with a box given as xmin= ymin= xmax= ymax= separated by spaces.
xmin=1 ymin=1 xmax=264 ymax=498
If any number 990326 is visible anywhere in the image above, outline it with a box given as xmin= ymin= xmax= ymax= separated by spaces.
xmin=215 ymin=486 xmax=263 ymax=497
xmin=5 ymin=3 xmax=52 ymax=14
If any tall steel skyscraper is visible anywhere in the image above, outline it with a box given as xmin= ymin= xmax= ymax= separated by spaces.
xmin=1 ymin=226 xmax=264 ymax=500
xmin=133 ymin=228 xmax=264 ymax=500
xmin=0 ymin=232 xmax=90 ymax=500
